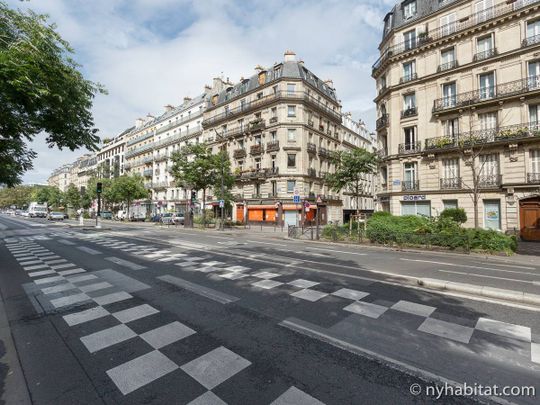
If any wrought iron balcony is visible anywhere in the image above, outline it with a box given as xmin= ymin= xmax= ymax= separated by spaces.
xmin=250 ymin=144 xmax=263 ymax=155
xmin=425 ymin=123 xmax=540 ymax=151
xmin=307 ymin=168 xmax=317 ymax=177
xmin=376 ymin=114 xmax=389 ymax=130
xmin=269 ymin=116 xmax=278 ymax=124
xmin=402 ymin=180 xmax=420 ymax=191
xmin=522 ymin=34 xmax=540 ymax=48
xmin=372 ymin=0 xmax=539 ymax=74
xmin=398 ymin=142 xmax=422 ymax=154
xmin=318 ymin=147 xmax=330 ymax=159
xmin=440 ymin=177 xmax=462 ymax=190
xmin=478 ymin=174 xmax=502 ymax=188
xmin=473 ymin=48 xmax=497 ymax=62
xmin=248 ymin=119 xmax=265 ymax=132
xmin=307 ymin=143 xmax=317 ymax=154
xmin=235 ymin=168 xmax=272 ymax=181
xmin=401 ymin=107 xmax=417 ymax=119
xmin=527 ymin=173 xmax=540 ymax=184
xmin=307 ymin=120 xmax=314 ymax=127
xmin=437 ymin=60 xmax=458 ymax=72
xmin=143 ymin=169 xmax=153 ymax=177
xmin=433 ymin=75 xmax=540 ymax=113
xmin=399 ymin=73 xmax=418 ymax=84
xmin=233 ymin=149 xmax=246 ymax=159
xmin=267 ymin=167 xmax=279 ymax=176
xmin=266 ymin=141 xmax=280 ymax=152
xmin=155 ymin=111 xmax=204 ymax=135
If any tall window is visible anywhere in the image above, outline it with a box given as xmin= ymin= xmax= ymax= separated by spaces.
xmin=287 ymin=105 xmax=296 ymax=117
xmin=480 ymin=153 xmax=499 ymax=178
xmin=527 ymin=20 xmax=540 ymax=39
xmin=529 ymin=105 xmax=540 ymax=126
xmin=531 ymin=150 xmax=540 ymax=174
xmin=403 ymin=162 xmax=418 ymax=189
xmin=271 ymin=107 xmax=277 ymax=117
xmin=403 ymin=1 xmax=417 ymax=19
xmin=287 ymin=129 xmax=296 ymax=142
xmin=475 ymin=0 xmax=494 ymax=23
xmin=440 ymin=47 xmax=455 ymax=69
xmin=287 ymin=83 xmax=295 ymax=95
xmin=403 ymin=93 xmax=416 ymax=110
xmin=403 ymin=29 xmax=416 ymax=50
xmin=479 ymin=72 xmax=495 ymax=99
xmin=478 ymin=112 xmax=497 ymax=131
xmin=403 ymin=127 xmax=417 ymax=151
xmin=442 ymin=158 xmax=459 ymax=179
xmin=476 ymin=35 xmax=494 ymax=58
xmin=270 ymin=131 xmax=277 ymax=141
xmin=287 ymin=180 xmax=296 ymax=193
xmin=254 ymin=135 xmax=261 ymax=145
xmin=443 ymin=118 xmax=459 ymax=139
xmin=255 ymin=158 xmax=261 ymax=170
xmin=287 ymin=154 xmax=296 ymax=168
xmin=528 ymin=61 xmax=540 ymax=89
xmin=402 ymin=60 xmax=416 ymax=81
xmin=442 ymin=82 xmax=456 ymax=107
xmin=440 ymin=12 xmax=456 ymax=36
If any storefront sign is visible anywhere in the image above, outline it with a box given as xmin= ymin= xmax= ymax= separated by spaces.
xmin=393 ymin=179 xmax=401 ymax=186
xmin=403 ymin=195 xmax=427 ymax=201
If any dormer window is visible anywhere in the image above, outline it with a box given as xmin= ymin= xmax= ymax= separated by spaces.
xmin=403 ymin=0 xmax=417 ymax=19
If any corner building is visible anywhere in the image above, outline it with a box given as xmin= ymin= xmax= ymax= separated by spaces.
xmin=373 ymin=0 xmax=540 ymax=239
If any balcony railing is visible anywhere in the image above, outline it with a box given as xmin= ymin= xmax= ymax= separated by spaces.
xmin=440 ymin=177 xmax=462 ymax=190
xmin=522 ymin=34 xmax=540 ymax=48
xmin=143 ymin=169 xmax=153 ymax=177
xmin=433 ymin=75 xmax=540 ymax=113
xmin=233 ymin=149 xmax=247 ymax=159
xmin=307 ymin=143 xmax=317 ymax=154
xmin=478 ymin=174 xmax=502 ymax=188
xmin=376 ymin=114 xmax=389 ymax=130
xmin=269 ymin=116 xmax=278 ymax=124
xmin=318 ymin=147 xmax=330 ymax=159
xmin=155 ymin=111 xmax=203 ymax=135
xmin=402 ymin=180 xmax=420 ymax=191
xmin=437 ymin=60 xmax=458 ymax=72
xmin=473 ymin=48 xmax=497 ymax=62
xmin=376 ymin=148 xmax=388 ymax=158
xmin=398 ymin=142 xmax=422 ymax=154
xmin=235 ymin=168 xmax=276 ymax=181
xmin=127 ymin=131 xmax=154 ymax=146
xmin=372 ymin=0 xmax=540 ymax=74
xmin=266 ymin=141 xmax=280 ymax=152
xmin=527 ymin=172 xmax=540 ymax=183
xmin=307 ymin=168 xmax=317 ymax=177
xmin=250 ymin=144 xmax=263 ymax=155
xmin=203 ymin=90 xmax=341 ymax=127
xmin=399 ymin=73 xmax=418 ymax=84
xmin=401 ymin=107 xmax=417 ymax=119
xmin=425 ymin=123 xmax=540 ymax=151
xmin=248 ymin=119 xmax=265 ymax=132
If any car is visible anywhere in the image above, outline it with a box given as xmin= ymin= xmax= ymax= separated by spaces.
xmin=21 ymin=211 xmax=30 ymax=217
xmin=173 ymin=213 xmax=185 ymax=225
xmin=47 ymin=212 xmax=64 ymax=221
xmin=100 ymin=211 xmax=113 ymax=220
xmin=63 ymin=212 xmax=69 ymax=219
xmin=115 ymin=210 xmax=127 ymax=221
xmin=160 ymin=213 xmax=175 ymax=225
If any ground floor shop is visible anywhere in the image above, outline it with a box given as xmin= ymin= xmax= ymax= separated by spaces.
xmin=378 ymin=189 xmax=540 ymax=239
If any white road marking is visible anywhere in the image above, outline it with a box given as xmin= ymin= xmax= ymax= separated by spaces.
xmin=307 ymin=247 xmax=367 ymax=256
xmin=245 ymin=240 xmax=287 ymax=247
xmin=438 ymin=269 xmax=535 ymax=284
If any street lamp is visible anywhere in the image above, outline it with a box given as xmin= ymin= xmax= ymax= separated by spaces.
xmin=212 ymin=128 xmax=226 ymax=231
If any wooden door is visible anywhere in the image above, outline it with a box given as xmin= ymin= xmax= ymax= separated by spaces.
xmin=520 ymin=198 xmax=540 ymax=241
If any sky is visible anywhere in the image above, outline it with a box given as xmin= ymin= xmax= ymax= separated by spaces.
xmin=9 ymin=0 xmax=396 ymax=184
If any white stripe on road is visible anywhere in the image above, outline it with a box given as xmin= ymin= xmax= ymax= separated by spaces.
xmin=438 ymin=269 xmax=535 ymax=284
xmin=105 ymin=257 xmax=145 ymax=270
xmin=401 ymin=258 xmax=536 ymax=273
xmin=76 ymin=246 xmax=102 ymax=255
xmin=245 ymin=240 xmax=287 ymax=247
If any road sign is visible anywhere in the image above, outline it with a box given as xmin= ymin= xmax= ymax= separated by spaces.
xmin=316 ymin=196 xmax=323 ymax=204
xmin=293 ymin=195 xmax=301 ymax=204
xmin=304 ymin=201 xmax=311 ymax=208
xmin=219 ymin=199 xmax=225 ymax=208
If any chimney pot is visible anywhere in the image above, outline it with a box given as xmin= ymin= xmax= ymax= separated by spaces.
xmin=284 ymin=50 xmax=296 ymax=62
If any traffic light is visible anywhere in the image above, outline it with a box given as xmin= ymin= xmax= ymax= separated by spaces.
xmin=191 ymin=191 xmax=196 ymax=202
xmin=96 ymin=182 xmax=103 ymax=194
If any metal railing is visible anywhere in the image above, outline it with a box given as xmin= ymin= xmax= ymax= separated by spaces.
xmin=401 ymin=107 xmax=417 ymax=119
xmin=425 ymin=122 xmax=540 ymax=150
xmin=398 ymin=142 xmax=422 ymax=154
xmin=437 ymin=60 xmax=458 ymax=72
xmin=478 ymin=174 xmax=502 ymax=188
xmin=233 ymin=149 xmax=247 ymax=159
xmin=527 ymin=172 xmax=540 ymax=183
xmin=250 ymin=144 xmax=263 ymax=155
xmin=266 ymin=141 xmax=280 ymax=152
xmin=522 ymin=33 xmax=540 ymax=47
xmin=400 ymin=73 xmax=418 ymax=84
xmin=376 ymin=148 xmax=388 ymax=158
xmin=402 ymin=180 xmax=420 ymax=191
xmin=307 ymin=168 xmax=317 ymax=177
xmin=143 ymin=169 xmax=153 ymax=177
xmin=473 ymin=48 xmax=497 ymax=62
xmin=433 ymin=75 xmax=540 ymax=112
xmin=372 ymin=0 xmax=539 ymax=73
xmin=127 ymin=131 xmax=154 ymax=146
xmin=155 ymin=111 xmax=203 ymax=135
xmin=440 ymin=177 xmax=462 ymax=189
xmin=202 ymin=90 xmax=341 ymax=127
xmin=376 ymin=114 xmax=389 ymax=130
xmin=318 ymin=147 xmax=330 ymax=158
xmin=307 ymin=143 xmax=317 ymax=154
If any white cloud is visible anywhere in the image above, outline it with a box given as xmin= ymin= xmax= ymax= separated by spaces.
xmin=11 ymin=0 xmax=390 ymax=184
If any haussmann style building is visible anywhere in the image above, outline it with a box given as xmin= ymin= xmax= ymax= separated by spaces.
xmin=373 ymin=0 xmax=540 ymax=240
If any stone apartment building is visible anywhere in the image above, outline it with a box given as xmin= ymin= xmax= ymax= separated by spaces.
xmin=47 ymin=164 xmax=73 ymax=192
xmin=203 ymin=51 xmax=373 ymax=225
xmin=373 ymin=0 xmax=540 ymax=239
xmin=96 ymin=129 xmax=128 ymax=179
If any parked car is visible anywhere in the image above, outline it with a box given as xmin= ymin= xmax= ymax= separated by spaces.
xmin=151 ymin=213 xmax=162 ymax=222
xmin=115 ymin=210 xmax=127 ymax=221
xmin=21 ymin=210 xmax=30 ymax=217
xmin=160 ymin=213 xmax=185 ymax=225
xmin=63 ymin=212 xmax=69 ymax=219
xmin=100 ymin=211 xmax=113 ymax=220
xmin=47 ymin=212 xmax=64 ymax=221
xmin=173 ymin=213 xmax=185 ymax=225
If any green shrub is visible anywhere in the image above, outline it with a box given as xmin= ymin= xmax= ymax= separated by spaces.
xmin=321 ymin=224 xmax=347 ymax=241
xmin=440 ymin=208 xmax=467 ymax=224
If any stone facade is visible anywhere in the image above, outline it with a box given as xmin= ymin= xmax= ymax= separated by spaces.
xmin=373 ymin=0 xmax=540 ymax=234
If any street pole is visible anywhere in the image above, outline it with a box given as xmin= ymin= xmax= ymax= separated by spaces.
xmin=213 ymin=128 xmax=226 ymax=231
xmin=96 ymin=192 xmax=101 ymax=229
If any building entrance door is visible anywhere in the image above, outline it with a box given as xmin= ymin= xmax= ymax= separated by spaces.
xmin=520 ymin=197 xmax=540 ymax=241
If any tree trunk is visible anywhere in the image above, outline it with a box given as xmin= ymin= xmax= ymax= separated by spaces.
xmin=126 ymin=197 xmax=130 ymax=220
xmin=202 ymin=189 xmax=206 ymax=227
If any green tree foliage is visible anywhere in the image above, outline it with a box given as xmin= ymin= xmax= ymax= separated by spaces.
xmin=0 ymin=2 xmax=106 ymax=186
xmin=31 ymin=185 xmax=63 ymax=208
xmin=324 ymin=148 xmax=377 ymax=214
xmin=0 ymin=184 xmax=35 ymax=207
xmin=440 ymin=208 xmax=467 ymax=224
xmin=109 ymin=174 xmax=148 ymax=217
xmin=64 ymin=183 xmax=80 ymax=209
xmin=87 ymin=177 xmax=113 ymax=208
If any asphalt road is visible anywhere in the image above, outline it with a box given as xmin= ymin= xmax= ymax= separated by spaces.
xmin=0 ymin=214 xmax=539 ymax=404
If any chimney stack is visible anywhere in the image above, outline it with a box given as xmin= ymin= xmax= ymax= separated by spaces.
xmin=164 ymin=104 xmax=174 ymax=113
xmin=324 ymin=79 xmax=334 ymax=89
xmin=284 ymin=50 xmax=296 ymax=62
xmin=183 ymin=96 xmax=192 ymax=103
xmin=255 ymin=64 xmax=265 ymax=73
xmin=213 ymin=77 xmax=224 ymax=92
xmin=135 ymin=118 xmax=144 ymax=128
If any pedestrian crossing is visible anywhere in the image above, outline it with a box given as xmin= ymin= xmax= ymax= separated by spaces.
xmin=4 ymin=238 xmax=327 ymax=403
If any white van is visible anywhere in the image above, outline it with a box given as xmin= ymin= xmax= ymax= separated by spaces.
xmin=28 ymin=202 xmax=48 ymax=218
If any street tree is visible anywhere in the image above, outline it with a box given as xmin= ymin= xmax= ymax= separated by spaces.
xmin=87 ymin=177 xmax=113 ymax=209
xmin=0 ymin=2 xmax=106 ymax=186
xmin=109 ymin=175 xmax=148 ymax=218
xmin=170 ymin=143 xmax=225 ymax=225
xmin=0 ymin=184 xmax=35 ymax=207
xmin=31 ymin=185 xmax=63 ymax=208
xmin=64 ymin=183 xmax=81 ymax=209
xmin=325 ymin=148 xmax=377 ymax=219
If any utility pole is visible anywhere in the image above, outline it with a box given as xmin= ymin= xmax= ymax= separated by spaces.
xmin=96 ymin=182 xmax=102 ymax=229
xmin=212 ymin=128 xmax=226 ymax=231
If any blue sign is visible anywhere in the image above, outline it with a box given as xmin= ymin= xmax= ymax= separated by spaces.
xmin=219 ymin=200 xmax=225 ymax=208
xmin=293 ymin=195 xmax=301 ymax=204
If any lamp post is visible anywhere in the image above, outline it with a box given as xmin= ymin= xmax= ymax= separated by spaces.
xmin=212 ymin=128 xmax=226 ymax=231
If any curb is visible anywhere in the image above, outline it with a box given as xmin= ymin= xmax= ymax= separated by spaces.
xmin=418 ymin=278 xmax=540 ymax=306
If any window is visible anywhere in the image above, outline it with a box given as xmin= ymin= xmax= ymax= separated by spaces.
xmin=270 ymin=131 xmax=277 ymax=141
xmin=478 ymin=112 xmax=497 ymax=130
xmin=443 ymin=200 xmax=458 ymax=210
xmin=530 ymin=105 xmax=540 ymax=126
xmin=272 ymin=85 xmax=278 ymax=95
xmin=526 ymin=19 xmax=540 ymax=39
xmin=401 ymin=201 xmax=431 ymax=217
xmin=479 ymin=72 xmax=495 ymax=99
xmin=403 ymin=127 xmax=417 ymax=150
xmin=442 ymin=83 xmax=456 ymax=107
xmin=402 ymin=61 xmax=416 ymax=81
xmin=271 ymin=107 xmax=277 ymax=117
xmin=287 ymin=180 xmax=296 ymax=193
xmin=403 ymin=162 xmax=418 ymax=189
xmin=287 ymin=129 xmax=296 ymax=142
xmin=442 ymin=158 xmax=459 ymax=179
xmin=476 ymin=35 xmax=494 ymax=59
xmin=440 ymin=47 xmax=455 ymax=69
xmin=475 ymin=0 xmax=494 ymax=23
xmin=479 ymin=154 xmax=499 ymax=182
xmin=403 ymin=93 xmax=416 ymax=110
xmin=255 ymin=158 xmax=261 ymax=170
xmin=254 ymin=135 xmax=261 ymax=145
xmin=287 ymin=154 xmax=296 ymax=168
xmin=403 ymin=29 xmax=416 ymax=50
xmin=271 ymin=181 xmax=277 ymax=196
xmin=257 ymin=92 xmax=263 ymax=100
xmin=528 ymin=61 xmax=540 ymax=89
xmin=287 ymin=83 xmax=295 ymax=95
xmin=287 ymin=105 xmax=296 ymax=117
xmin=271 ymin=155 xmax=276 ymax=169
xmin=240 ymin=99 xmax=246 ymax=110
xmin=403 ymin=1 xmax=417 ymax=19
xmin=440 ymin=12 xmax=456 ymax=36
xmin=531 ymin=149 xmax=540 ymax=174
xmin=483 ymin=199 xmax=500 ymax=230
